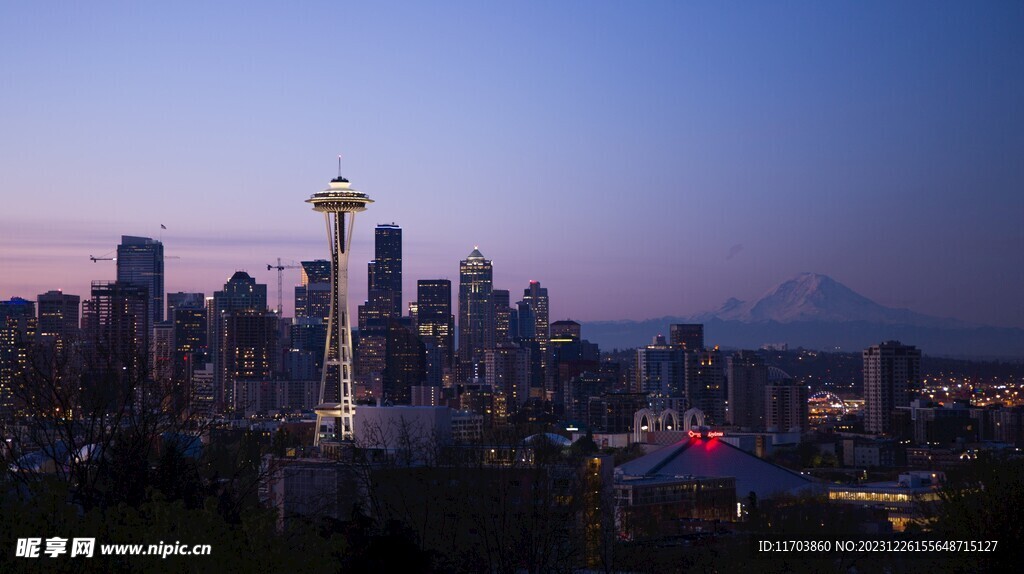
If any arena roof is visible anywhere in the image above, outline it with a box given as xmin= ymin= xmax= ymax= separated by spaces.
xmin=617 ymin=434 xmax=821 ymax=500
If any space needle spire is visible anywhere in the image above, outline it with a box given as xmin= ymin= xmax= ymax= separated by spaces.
xmin=307 ymin=163 xmax=373 ymax=445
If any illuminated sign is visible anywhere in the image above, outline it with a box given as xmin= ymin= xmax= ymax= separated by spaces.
xmin=687 ymin=430 xmax=724 ymax=439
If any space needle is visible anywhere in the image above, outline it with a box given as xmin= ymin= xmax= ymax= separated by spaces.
xmin=308 ymin=159 xmax=373 ymax=445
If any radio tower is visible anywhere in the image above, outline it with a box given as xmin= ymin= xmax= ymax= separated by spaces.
xmin=308 ymin=159 xmax=373 ymax=445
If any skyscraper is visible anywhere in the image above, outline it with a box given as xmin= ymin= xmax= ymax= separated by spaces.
xmin=515 ymin=300 xmax=536 ymax=340
xmin=211 ymin=272 xmax=268 ymax=411
xmin=293 ymin=260 xmax=331 ymax=382
xmin=549 ymin=321 xmax=600 ymax=410
xmin=416 ymin=279 xmax=454 ymax=374
xmin=223 ymin=309 xmax=279 ymax=413
xmin=82 ymin=281 xmax=149 ymax=379
xmin=116 ymin=235 xmax=164 ymax=332
xmin=522 ymin=280 xmax=549 ymax=369
xmin=307 ymin=172 xmax=373 ymax=444
xmin=372 ymin=224 xmax=402 ymax=318
xmin=172 ymin=304 xmax=207 ymax=384
xmin=382 ymin=319 xmax=425 ymax=405
xmin=152 ymin=321 xmax=174 ymax=382
xmin=485 ymin=343 xmax=531 ymax=411
xmin=358 ymin=225 xmax=402 ymax=329
xmin=493 ymin=289 xmax=511 ymax=343
xmin=863 ymin=341 xmax=921 ymax=435
xmin=458 ymin=248 xmax=495 ymax=381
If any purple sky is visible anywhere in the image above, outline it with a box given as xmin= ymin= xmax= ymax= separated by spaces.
xmin=1 ymin=2 xmax=1023 ymax=326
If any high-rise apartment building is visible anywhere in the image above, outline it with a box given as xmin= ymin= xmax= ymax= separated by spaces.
xmin=36 ymin=290 xmax=80 ymax=343
xmin=636 ymin=337 xmax=685 ymax=398
xmin=670 ymin=324 xmax=704 ymax=351
xmin=116 ymin=236 xmax=164 ymax=333
xmin=863 ymin=341 xmax=921 ymax=435
xmin=765 ymin=382 xmax=809 ymax=433
xmin=726 ymin=351 xmax=768 ymax=429
xmin=458 ymin=248 xmax=495 ymax=381
xmin=685 ymin=348 xmax=725 ymax=425
xmin=0 ymin=298 xmax=37 ymax=418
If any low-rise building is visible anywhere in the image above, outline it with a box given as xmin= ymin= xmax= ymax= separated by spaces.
xmin=827 ymin=471 xmax=943 ymax=531
xmin=614 ymin=474 xmax=736 ymax=540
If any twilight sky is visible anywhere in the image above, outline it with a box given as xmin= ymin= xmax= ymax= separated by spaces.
xmin=1 ymin=2 xmax=1022 ymax=326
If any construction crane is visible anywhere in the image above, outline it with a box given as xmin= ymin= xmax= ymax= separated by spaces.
xmin=90 ymin=252 xmax=115 ymax=262
xmin=267 ymin=258 xmax=301 ymax=315
xmin=89 ymin=254 xmax=180 ymax=262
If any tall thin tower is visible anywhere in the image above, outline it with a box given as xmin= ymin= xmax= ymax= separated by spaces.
xmin=308 ymin=168 xmax=373 ymax=445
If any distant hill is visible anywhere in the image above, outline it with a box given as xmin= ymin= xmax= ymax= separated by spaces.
xmin=581 ymin=273 xmax=1024 ymax=358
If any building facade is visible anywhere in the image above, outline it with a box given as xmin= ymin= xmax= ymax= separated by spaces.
xmin=863 ymin=341 xmax=921 ymax=435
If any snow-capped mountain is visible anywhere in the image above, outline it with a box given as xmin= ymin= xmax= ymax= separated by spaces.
xmin=698 ymin=273 xmax=966 ymax=328
xmin=581 ymin=273 xmax=1024 ymax=357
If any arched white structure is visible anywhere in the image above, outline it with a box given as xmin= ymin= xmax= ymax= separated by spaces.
xmin=632 ymin=407 xmax=683 ymax=442
xmin=660 ymin=408 xmax=680 ymax=431
xmin=682 ymin=408 xmax=706 ymax=431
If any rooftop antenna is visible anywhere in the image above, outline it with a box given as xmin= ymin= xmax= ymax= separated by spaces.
xmin=337 ymin=154 xmax=342 ymax=178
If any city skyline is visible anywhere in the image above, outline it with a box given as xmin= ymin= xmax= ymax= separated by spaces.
xmin=3 ymin=6 xmax=1024 ymax=570
xmin=2 ymin=3 xmax=1023 ymax=327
